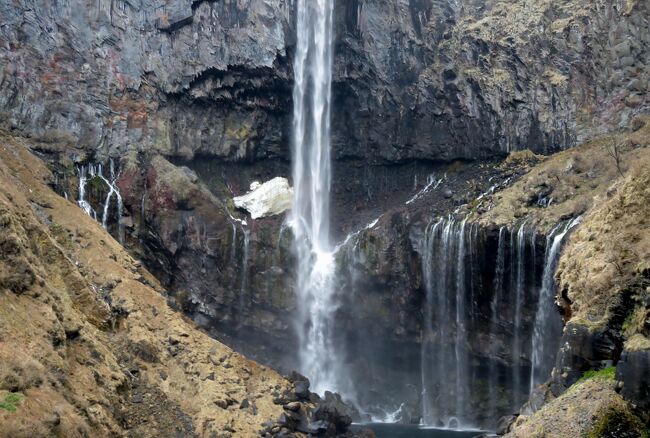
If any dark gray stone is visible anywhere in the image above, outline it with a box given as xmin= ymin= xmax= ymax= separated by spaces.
xmin=616 ymin=348 xmax=650 ymax=410
xmin=496 ymin=415 xmax=517 ymax=435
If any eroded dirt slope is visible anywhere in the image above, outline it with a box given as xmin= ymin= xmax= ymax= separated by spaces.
xmin=0 ymin=132 xmax=289 ymax=437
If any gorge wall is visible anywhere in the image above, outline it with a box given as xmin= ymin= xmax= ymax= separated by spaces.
xmin=1 ymin=0 xmax=649 ymax=163
xmin=1 ymin=0 xmax=649 ymax=434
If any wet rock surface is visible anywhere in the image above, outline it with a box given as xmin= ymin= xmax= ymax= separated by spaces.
xmin=617 ymin=348 xmax=650 ymax=412
xmin=261 ymin=372 xmax=371 ymax=438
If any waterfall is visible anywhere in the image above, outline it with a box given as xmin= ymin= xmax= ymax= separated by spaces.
xmin=77 ymin=165 xmax=97 ymax=220
xmin=290 ymin=0 xmax=338 ymax=395
xmin=420 ymin=218 xmax=441 ymax=425
xmin=406 ymin=173 xmax=444 ymax=205
xmin=530 ymin=217 xmax=582 ymax=391
xmin=511 ymin=220 xmax=528 ymax=408
xmin=98 ymin=159 xmax=124 ymax=243
xmin=455 ymin=219 xmax=468 ymax=423
xmin=230 ymin=223 xmax=238 ymax=264
xmin=488 ymin=226 xmax=507 ymax=420
xmin=238 ymin=227 xmax=251 ymax=328
xmin=76 ymin=161 xmax=124 ymax=242
xmin=419 ymin=216 xmax=472 ymax=428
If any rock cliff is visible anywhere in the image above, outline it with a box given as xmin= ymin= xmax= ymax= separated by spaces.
xmin=0 ymin=131 xmax=297 ymax=436
xmin=1 ymin=0 xmax=648 ymax=163
xmin=0 ymin=0 xmax=649 ymax=434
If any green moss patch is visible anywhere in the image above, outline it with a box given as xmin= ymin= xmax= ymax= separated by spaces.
xmin=577 ymin=366 xmax=616 ymax=385
xmin=0 ymin=392 xmax=24 ymax=412
xmin=587 ymin=406 xmax=647 ymax=438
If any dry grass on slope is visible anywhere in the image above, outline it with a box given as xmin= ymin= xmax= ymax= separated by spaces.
xmin=478 ymin=116 xmax=650 ymax=234
xmin=557 ymin=134 xmax=650 ymax=333
xmin=505 ymin=375 xmax=645 ymax=438
xmin=0 ymin=132 xmax=289 ymax=437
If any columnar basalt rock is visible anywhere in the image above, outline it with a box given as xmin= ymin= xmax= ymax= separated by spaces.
xmin=1 ymin=1 xmax=648 ymax=164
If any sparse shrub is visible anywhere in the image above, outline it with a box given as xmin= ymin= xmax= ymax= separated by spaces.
xmin=505 ymin=149 xmax=542 ymax=166
xmin=572 ymin=197 xmax=591 ymax=216
xmin=0 ymin=417 xmax=51 ymax=438
xmin=0 ymin=357 xmax=45 ymax=392
xmin=605 ymin=139 xmax=625 ymax=177
xmin=0 ymin=257 xmax=36 ymax=294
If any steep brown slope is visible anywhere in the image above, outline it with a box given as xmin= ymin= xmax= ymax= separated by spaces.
xmin=0 ymin=132 xmax=290 ymax=437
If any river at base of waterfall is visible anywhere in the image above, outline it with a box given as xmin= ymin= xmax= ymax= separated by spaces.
xmin=351 ymin=423 xmax=485 ymax=438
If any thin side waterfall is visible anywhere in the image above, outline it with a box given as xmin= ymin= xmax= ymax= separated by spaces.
xmin=238 ymin=227 xmax=251 ymax=328
xmin=511 ymin=220 xmax=528 ymax=408
xmin=290 ymin=0 xmax=339 ymax=395
xmin=419 ymin=216 xmax=472 ymax=428
xmin=420 ymin=218 xmax=442 ymax=426
xmin=230 ymin=223 xmax=238 ymax=264
xmin=77 ymin=165 xmax=97 ymax=220
xmin=455 ymin=218 xmax=468 ymax=423
xmin=530 ymin=217 xmax=582 ymax=391
xmin=98 ymin=160 xmax=124 ymax=243
xmin=488 ymin=226 xmax=507 ymax=420
xmin=77 ymin=162 xmax=123 ymax=242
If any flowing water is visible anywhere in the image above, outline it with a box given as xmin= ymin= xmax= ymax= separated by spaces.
xmin=238 ymin=227 xmax=251 ymax=329
xmin=529 ymin=217 xmax=582 ymax=391
xmin=77 ymin=164 xmax=97 ymax=220
xmin=350 ymin=424 xmax=482 ymax=438
xmin=488 ymin=226 xmax=507 ymax=420
xmin=416 ymin=215 xmax=578 ymax=428
xmin=290 ymin=0 xmax=340 ymax=395
xmin=419 ymin=217 xmax=472 ymax=428
xmin=77 ymin=161 xmax=123 ymax=242
xmin=511 ymin=220 xmax=528 ymax=409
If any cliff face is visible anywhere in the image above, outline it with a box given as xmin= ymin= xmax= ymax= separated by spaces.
xmin=1 ymin=0 xmax=648 ymax=163
xmin=332 ymin=0 xmax=650 ymax=161
xmin=1 ymin=0 xmax=649 ymax=434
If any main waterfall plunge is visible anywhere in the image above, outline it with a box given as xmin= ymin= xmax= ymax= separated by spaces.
xmin=290 ymin=0 xmax=341 ymax=396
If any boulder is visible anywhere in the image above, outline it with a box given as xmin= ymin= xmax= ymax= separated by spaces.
xmin=496 ymin=415 xmax=517 ymax=435
xmin=312 ymin=391 xmax=354 ymax=432
xmin=616 ymin=345 xmax=650 ymax=410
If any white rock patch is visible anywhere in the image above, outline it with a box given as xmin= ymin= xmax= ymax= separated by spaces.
xmin=233 ymin=177 xmax=293 ymax=219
